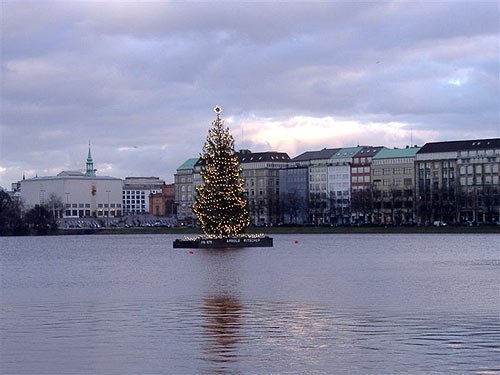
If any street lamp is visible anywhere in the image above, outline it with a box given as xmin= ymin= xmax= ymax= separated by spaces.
xmin=106 ymin=190 xmax=111 ymax=227
xmin=40 ymin=189 xmax=45 ymax=205
xmin=65 ymin=192 xmax=70 ymax=217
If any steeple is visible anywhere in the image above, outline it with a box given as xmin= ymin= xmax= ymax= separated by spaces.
xmin=85 ymin=143 xmax=96 ymax=177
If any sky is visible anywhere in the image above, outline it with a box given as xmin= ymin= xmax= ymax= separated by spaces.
xmin=1 ymin=1 xmax=499 ymax=187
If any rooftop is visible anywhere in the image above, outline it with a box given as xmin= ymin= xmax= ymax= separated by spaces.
xmin=418 ymin=138 xmax=500 ymax=154
xmin=292 ymin=148 xmax=340 ymax=162
xmin=354 ymin=146 xmax=385 ymax=158
xmin=177 ymin=158 xmax=200 ymax=170
xmin=239 ymin=151 xmax=290 ymax=163
xmin=332 ymin=146 xmax=364 ymax=158
xmin=23 ymin=175 xmax=122 ymax=182
xmin=373 ymin=147 xmax=421 ymax=159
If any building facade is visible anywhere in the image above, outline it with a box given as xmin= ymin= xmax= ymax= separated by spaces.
xmin=122 ymin=176 xmax=165 ymax=215
xmin=240 ymin=150 xmax=291 ymax=225
xmin=416 ymin=139 xmax=500 ymax=224
xmin=19 ymin=147 xmax=123 ymax=218
xmin=149 ymin=183 xmax=176 ymax=217
xmin=174 ymin=158 xmax=199 ymax=222
xmin=278 ymin=166 xmax=309 ymax=224
xmin=324 ymin=147 xmax=363 ymax=224
xmin=280 ymin=148 xmax=340 ymax=224
xmin=372 ymin=147 xmax=420 ymax=225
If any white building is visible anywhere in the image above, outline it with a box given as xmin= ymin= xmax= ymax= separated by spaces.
xmin=325 ymin=147 xmax=363 ymax=224
xmin=19 ymin=146 xmax=123 ymax=218
xmin=122 ymin=177 xmax=165 ymax=214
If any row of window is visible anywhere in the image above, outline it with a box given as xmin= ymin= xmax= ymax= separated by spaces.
xmin=124 ymin=200 xmax=145 ymax=204
xmin=65 ymin=209 xmax=122 ymax=217
xmin=459 ymin=164 xmax=499 ymax=174
xmin=123 ymin=190 xmax=146 ymax=195
xmin=352 ymin=176 xmax=371 ymax=183
xmin=65 ymin=203 xmax=122 ymax=208
xmin=352 ymin=167 xmax=370 ymax=173
xmin=373 ymin=167 xmax=413 ymax=176
xmin=373 ymin=158 xmax=413 ymax=165
xmin=459 ymin=149 xmax=497 ymax=157
xmin=374 ymin=178 xmax=413 ymax=187
xmin=459 ymin=176 xmax=499 ymax=185
xmin=418 ymin=161 xmax=453 ymax=169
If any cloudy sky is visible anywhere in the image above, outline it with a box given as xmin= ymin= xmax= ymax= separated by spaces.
xmin=1 ymin=1 xmax=498 ymax=187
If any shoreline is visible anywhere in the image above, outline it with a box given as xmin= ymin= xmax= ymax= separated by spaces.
xmin=5 ymin=225 xmax=499 ymax=236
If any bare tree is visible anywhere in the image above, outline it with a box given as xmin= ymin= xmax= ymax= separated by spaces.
xmin=46 ymin=194 xmax=65 ymax=219
xmin=351 ymin=189 xmax=373 ymax=224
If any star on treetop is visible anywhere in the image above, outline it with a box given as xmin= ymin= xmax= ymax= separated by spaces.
xmin=213 ymin=105 xmax=223 ymax=115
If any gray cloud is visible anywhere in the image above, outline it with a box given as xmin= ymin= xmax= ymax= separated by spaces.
xmin=0 ymin=1 xmax=498 ymax=188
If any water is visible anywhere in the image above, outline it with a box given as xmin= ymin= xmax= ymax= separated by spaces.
xmin=1 ymin=233 xmax=499 ymax=374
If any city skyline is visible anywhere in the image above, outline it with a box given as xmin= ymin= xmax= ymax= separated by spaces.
xmin=1 ymin=1 xmax=499 ymax=188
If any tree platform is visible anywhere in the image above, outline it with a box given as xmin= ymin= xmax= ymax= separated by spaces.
xmin=173 ymin=236 xmax=273 ymax=248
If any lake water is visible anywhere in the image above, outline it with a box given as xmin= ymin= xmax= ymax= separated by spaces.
xmin=1 ymin=233 xmax=499 ymax=374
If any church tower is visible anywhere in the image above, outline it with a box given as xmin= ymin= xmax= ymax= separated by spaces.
xmin=85 ymin=144 xmax=96 ymax=177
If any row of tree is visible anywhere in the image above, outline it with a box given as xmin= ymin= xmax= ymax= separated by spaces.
xmin=0 ymin=191 xmax=58 ymax=235
xmin=271 ymin=184 xmax=500 ymax=226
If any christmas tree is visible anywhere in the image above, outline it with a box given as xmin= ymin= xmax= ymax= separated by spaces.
xmin=193 ymin=106 xmax=250 ymax=238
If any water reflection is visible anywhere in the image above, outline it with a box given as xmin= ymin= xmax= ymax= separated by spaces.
xmin=201 ymin=296 xmax=243 ymax=368
xmin=197 ymin=249 xmax=245 ymax=373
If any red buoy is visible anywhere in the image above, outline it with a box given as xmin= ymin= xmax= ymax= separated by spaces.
xmin=294 ymin=240 xmax=299 ymax=244
xmin=188 ymin=250 xmax=194 ymax=254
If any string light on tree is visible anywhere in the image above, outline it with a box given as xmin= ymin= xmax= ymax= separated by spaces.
xmin=193 ymin=106 xmax=251 ymax=238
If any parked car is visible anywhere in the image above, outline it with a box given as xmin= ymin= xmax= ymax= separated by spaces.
xmin=433 ymin=221 xmax=447 ymax=227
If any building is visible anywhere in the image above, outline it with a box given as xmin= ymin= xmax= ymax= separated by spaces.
xmin=149 ymin=184 xmax=176 ymax=217
xmin=372 ymin=146 xmax=420 ymax=224
xmin=351 ymin=146 xmax=385 ymax=191
xmin=240 ymin=150 xmax=291 ymax=225
xmin=19 ymin=146 xmax=123 ymax=218
xmin=174 ymin=158 xmax=199 ymax=222
xmin=285 ymin=148 xmax=340 ymax=224
xmin=278 ymin=166 xmax=309 ymax=224
xmin=279 ymin=165 xmax=309 ymax=226
xmin=416 ymin=138 xmax=500 ymax=224
xmin=122 ymin=176 xmax=165 ymax=215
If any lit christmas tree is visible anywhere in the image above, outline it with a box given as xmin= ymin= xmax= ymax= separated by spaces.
xmin=193 ymin=106 xmax=251 ymax=238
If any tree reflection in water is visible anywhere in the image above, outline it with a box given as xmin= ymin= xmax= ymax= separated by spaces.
xmin=201 ymin=296 xmax=243 ymax=371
